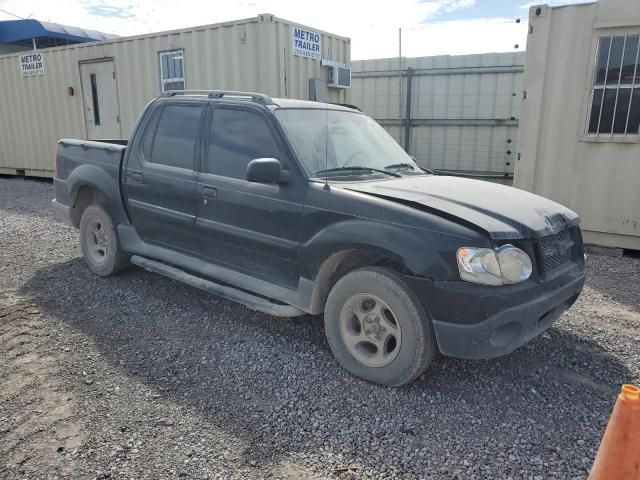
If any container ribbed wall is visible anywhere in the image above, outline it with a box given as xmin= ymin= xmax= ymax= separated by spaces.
xmin=0 ymin=14 xmax=350 ymax=175
xmin=351 ymin=52 xmax=525 ymax=177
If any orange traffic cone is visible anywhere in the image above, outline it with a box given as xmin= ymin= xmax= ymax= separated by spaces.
xmin=588 ymin=384 xmax=640 ymax=480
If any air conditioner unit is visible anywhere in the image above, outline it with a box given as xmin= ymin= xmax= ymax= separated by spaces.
xmin=328 ymin=65 xmax=351 ymax=89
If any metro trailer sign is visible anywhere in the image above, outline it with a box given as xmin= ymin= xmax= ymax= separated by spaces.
xmin=20 ymin=53 xmax=45 ymax=77
xmin=292 ymin=27 xmax=321 ymax=60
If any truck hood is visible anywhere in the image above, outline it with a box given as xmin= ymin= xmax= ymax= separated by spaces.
xmin=341 ymin=175 xmax=580 ymax=240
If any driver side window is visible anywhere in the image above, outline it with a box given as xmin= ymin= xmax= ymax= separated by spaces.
xmin=207 ymin=108 xmax=281 ymax=179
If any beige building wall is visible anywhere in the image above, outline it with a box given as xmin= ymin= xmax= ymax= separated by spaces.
xmin=0 ymin=14 xmax=350 ymax=176
xmin=515 ymin=0 xmax=640 ymax=249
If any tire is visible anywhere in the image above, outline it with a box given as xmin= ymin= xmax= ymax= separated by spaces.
xmin=324 ymin=267 xmax=436 ymax=387
xmin=79 ymin=205 xmax=129 ymax=277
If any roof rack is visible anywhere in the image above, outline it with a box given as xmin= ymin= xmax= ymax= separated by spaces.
xmin=161 ymin=90 xmax=274 ymax=105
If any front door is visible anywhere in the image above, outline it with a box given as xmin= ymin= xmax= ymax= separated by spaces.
xmin=196 ymin=104 xmax=305 ymax=289
xmin=79 ymin=60 xmax=121 ymax=139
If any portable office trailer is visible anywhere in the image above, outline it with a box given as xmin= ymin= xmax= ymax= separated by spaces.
xmin=515 ymin=0 xmax=640 ymax=250
xmin=0 ymin=14 xmax=350 ymax=176
xmin=351 ymin=52 xmax=525 ymax=181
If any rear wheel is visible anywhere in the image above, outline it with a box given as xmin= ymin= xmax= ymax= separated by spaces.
xmin=324 ymin=267 xmax=436 ymax=386
xmin=79 ymin=205 xmax=129 ymax=277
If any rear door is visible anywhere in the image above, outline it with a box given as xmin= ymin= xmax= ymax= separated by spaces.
xmin=195 ymin=104 xmax=305 ymax=289
xmin=79 ymin=60 xmax=122 ymax=139
xmin=124 ymin=101 xmax=205 ymax=255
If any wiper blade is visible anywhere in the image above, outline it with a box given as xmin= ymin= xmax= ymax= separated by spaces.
xmin=385 ymin=163 xmax=433 ymax=174
xmin=315 ymin=166 xmax=401 ymax=178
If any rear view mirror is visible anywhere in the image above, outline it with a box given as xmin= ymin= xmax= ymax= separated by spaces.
xmin=246 ymin=158 xmax=284 ymax=184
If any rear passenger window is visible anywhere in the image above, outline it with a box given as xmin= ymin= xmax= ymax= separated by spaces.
xmin=207 ymin=108 xmax=280 ymax=179
xmin=149 ymin=104 xmax=203 ymax=170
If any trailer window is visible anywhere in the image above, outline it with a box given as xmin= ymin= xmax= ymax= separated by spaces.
xmin=89 ymin=73 xmax=101 ymax=126
xmin=587 ymin=34 xmax=640 ymax=136
xmin=159 ymin=49 xmax=185 ymax=93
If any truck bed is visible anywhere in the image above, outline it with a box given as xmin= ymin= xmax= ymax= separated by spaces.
xmin=53 ymin=139 xmax=129 ymax=228
xmin=56 ymin=139 xmax=127 ymax=180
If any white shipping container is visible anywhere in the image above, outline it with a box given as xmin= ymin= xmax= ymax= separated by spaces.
xmin=0 ymin=14 xmax=350 ymax=176
xmin=515 ymin=0 xmax=640 ymax=250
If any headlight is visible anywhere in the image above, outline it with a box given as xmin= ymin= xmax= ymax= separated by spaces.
xmin=495 ymin=245 xmax=532 ymax=284
xmin=457 ymin=245 xmax=532 ymax=286
xmin=456 ymin=247 xmax=503 ymax=286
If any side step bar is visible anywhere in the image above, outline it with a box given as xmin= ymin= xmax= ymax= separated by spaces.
xmin=130 ymin=255 xmax=305 ymax=318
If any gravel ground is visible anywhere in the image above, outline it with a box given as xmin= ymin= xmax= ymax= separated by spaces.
xmin=1 ymin=176 xmax=639 ymax=480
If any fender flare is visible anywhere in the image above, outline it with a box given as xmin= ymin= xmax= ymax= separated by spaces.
xmin=299 ymin=219 xmax=443 ymax=313
xmin=301 ymin=219 xmax=439 ymax=276
xmin=67 ymin=164 xmax=129 ymax=225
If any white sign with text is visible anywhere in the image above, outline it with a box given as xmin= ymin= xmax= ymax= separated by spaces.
xmin=292 ymin=27 xmax=321 ymax=60
xmin=20 ymin=53 xmax=45 ymax=76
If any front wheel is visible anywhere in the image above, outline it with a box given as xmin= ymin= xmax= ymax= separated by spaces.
xmin=79 ymin=205 xmax=129 ymax=277
xmin=324 ymin=267 xmax=436 ymax=387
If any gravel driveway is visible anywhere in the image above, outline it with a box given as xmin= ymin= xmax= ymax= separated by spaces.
xmin=1 ymin=176 xmax=639 ymax=480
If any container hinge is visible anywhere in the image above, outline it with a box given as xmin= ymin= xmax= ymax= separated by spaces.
xmin=112 ymin=71 xmax=116 ymax=79
xmin=116 ymin=115 xmax=120 ymax=123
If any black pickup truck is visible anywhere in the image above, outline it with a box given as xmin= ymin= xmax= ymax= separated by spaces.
xmin=53 ymin=90 xmax=586 ymax=386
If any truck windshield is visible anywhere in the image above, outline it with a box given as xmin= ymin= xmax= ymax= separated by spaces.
xmin=275 ymin=108 xmax=422 ymax=178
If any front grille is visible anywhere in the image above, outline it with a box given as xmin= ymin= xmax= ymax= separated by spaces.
xmin=539 ymin=229 xmax=573 ymax=273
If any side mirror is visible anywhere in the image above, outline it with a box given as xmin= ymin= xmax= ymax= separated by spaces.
xmin=246 ymin=158 xmax=284 ymax=184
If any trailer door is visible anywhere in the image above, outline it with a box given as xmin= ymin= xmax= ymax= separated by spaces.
xmin=79 ymin=60 xmax=122 ymax=140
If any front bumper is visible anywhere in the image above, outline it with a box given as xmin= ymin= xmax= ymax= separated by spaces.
xmin=404 ymin=265 xmax=586 ymax=359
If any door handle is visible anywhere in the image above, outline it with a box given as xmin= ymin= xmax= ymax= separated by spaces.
xmin=202 ymin=187 xmax=217 ymax=205
xmin=130 ymin=172 xmax=143 ymax=183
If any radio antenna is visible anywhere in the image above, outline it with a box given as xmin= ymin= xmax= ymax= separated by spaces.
xmin=323 ymin=99 xmax=330 ymax=191
xmin=0 ymin=8 xmax=24 ymax=18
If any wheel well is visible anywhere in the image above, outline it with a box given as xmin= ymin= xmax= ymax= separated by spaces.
xmin=71 ymin=185 xmax=97 ymax=227
xmin=310 ymin=249 xmax=408 ymax=314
